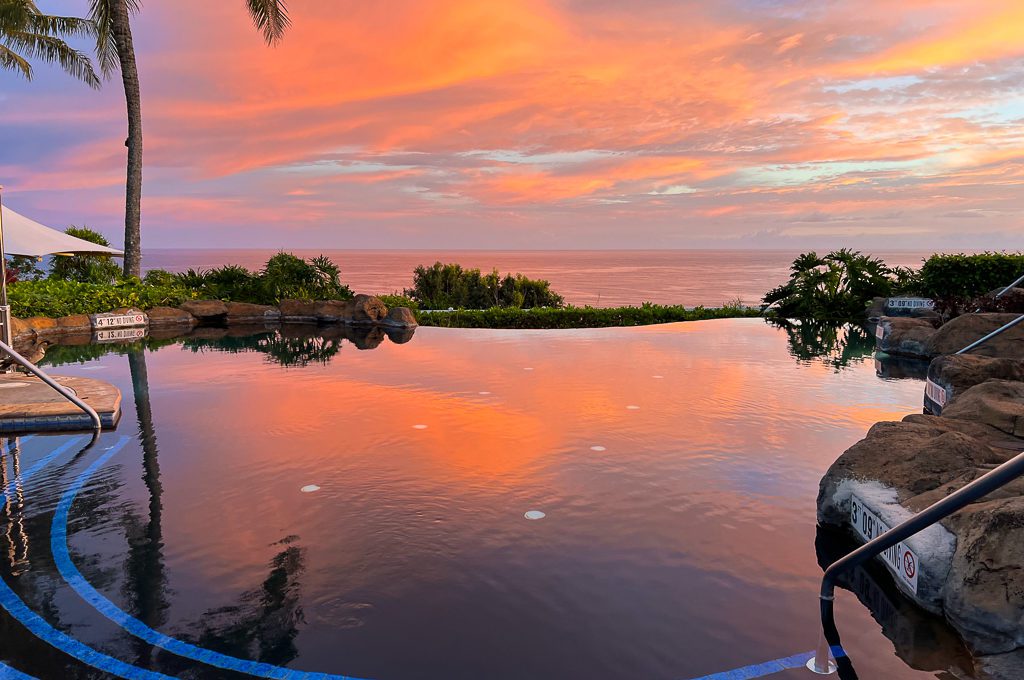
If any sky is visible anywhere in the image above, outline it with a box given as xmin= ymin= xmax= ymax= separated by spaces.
xmin=1 ymin=0 xmax=1023 ymax=250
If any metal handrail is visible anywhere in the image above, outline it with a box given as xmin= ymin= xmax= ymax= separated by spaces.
xmin=973 ymin=272 xmax=1024 ymax=313
xmin=810 ymin=448 xmax=1024 ymax=674
xmin=955 ymin=312 xmax=1024 ymax=355
xmin=0 ymin=340 xmax=101 ymax=431
xmin=995 ymin=273 xmax=1024 ymax=300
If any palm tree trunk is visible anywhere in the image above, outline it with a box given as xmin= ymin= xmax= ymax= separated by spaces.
xmin=111 ymin=0 xmax=142 ymax=278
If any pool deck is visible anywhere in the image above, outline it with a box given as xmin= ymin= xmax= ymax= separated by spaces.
xmin=0 ymin=373 xmax=121 ymax=432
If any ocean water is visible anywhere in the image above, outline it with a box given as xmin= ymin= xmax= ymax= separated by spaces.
xmin=143 ymin=249 xmax=932 ymax=307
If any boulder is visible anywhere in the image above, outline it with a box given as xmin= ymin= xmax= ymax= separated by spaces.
xmin=945 ymin=498 xmax=1024 ymax=653
xmin=942 ymin=380 xmax=1024 ymax=438
xmin=8 ymin=317 xmax=32 ymax=342
xmin=225 ymin=302 xmax=280 ymax=323
xmin=351 ymin=294 xmax=387 ymax=323
xmin=56 ymin=314 xmax=91 ymax=333
xmin=147 ymin=306 xmax=198 ymax=327
xmin=278 ymin=299 xmax=317 ymax=322
xmin=876 ymin=317 xmax=938 ymax=358
xmin=978 ymin=287 xmax=1024 ymax=314
xmin=314 ymin=300 xmax=353 ymax=323
xmin=179 ymin=300 xmax=228 ymax=320
xmin=818 ymin=410 xmax=1024 ymax=653
xmin=23 ymin=316 xmax=59 ymax=336
xmin=382 ymin=307 xmax=417 ymax=328
xmin=925 ymin=313 xmax=1024 ymax=359
xmin=866 ymin=297 xmax=888 ymax=321
xmin=928 ymin=355 xmax=1024 ymax=412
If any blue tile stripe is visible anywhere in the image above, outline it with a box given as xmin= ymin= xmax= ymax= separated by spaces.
xmin=684 ymin=646 xmax=847 ymax=680
xmin=53 ymin=437 xmax=369 ymax=680
xmin=0 ymin=663 xmax=36 ymax=679
xmin=684 ymin=651 xmax=814 ymax=679
xmin=0 ymin=436 xmax=171 ymax=679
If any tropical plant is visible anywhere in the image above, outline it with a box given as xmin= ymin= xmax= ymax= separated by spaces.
xmin=88 ymin=0 xmax=292 ymax=278
xmin=763 ymin=249 xmax=904 ymax=320
xmin=257 ymin=252 xmax=351 ymax=302
xmin=405 ymin=262 xmax=565 ymax=309
xmin=0 ymin=0 xmax=99 ymax=86
xmin=49 ymin=226 xmax=122 ymax=284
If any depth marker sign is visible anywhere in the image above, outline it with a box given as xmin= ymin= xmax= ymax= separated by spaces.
xmin=849 ymin=494 xmax=920 ymax=594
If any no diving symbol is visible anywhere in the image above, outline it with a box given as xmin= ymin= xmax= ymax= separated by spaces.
xmin=903 ymin=550 xmax=917 ymax=580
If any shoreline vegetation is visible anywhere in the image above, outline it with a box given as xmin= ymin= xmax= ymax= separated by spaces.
xmin=762 ymin=250 xmax=1024 ymax=321
xmin=6 ymin=241 xmax=1023 ymax=331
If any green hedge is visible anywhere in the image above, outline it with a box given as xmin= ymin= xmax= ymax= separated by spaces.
xmin=8 ymin=279 xmax=194 ymax=318
xmin=416 ymin=304 xmax=761 ymax=329
xmin=918 ymin=253 xmax=1024 ymax=300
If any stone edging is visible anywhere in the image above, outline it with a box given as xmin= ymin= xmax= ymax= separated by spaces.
xmin=10 ymin=294 xmax=417 ymax=346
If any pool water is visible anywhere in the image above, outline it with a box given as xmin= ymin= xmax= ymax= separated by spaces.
xmin=0 ymin=319 xmax=980 ymax=678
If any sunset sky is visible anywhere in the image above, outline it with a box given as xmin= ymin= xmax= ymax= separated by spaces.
xmin=2 ymin=0 xmax=1023 ymax=249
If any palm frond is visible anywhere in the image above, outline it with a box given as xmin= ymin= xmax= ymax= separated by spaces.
xmin=4 ymin=28 xmax=100 ymax=87
xmin=0 ymin=42 xmax=32 ymax=79
xmin=245 ymin=0 xmax=290 ymax=44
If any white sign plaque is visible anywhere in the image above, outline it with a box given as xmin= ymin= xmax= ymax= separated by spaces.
xmin=886 ymin=297 xmax=934 ymax=310
xmin=925 ymin=378 xmax=948 ymax=408
xmin=94 ymin=327 xmax=147 ymax=343
xmin=850 ymin=494 xmax=920 ymax=594
xmin=91 ymin=312 xmax=147 ymax=329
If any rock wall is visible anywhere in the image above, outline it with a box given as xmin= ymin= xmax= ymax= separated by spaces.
xmin=10 ymin=295 xmax=417 ymax=349
xmin=820 ymin=308 xmax=1024 ymax=667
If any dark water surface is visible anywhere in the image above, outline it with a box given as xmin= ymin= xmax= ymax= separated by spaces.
xmin=142 ymin=249 xmax=933 ymax=308
xmin=0 ymin=319 xmax=979 ymax=678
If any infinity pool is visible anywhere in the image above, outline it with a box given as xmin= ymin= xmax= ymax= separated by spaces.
xmin=0 ymin=319 xmax=977 ymax=678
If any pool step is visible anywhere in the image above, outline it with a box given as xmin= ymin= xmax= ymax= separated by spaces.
xmin=0 ymin=374 xmax=120 ymax=432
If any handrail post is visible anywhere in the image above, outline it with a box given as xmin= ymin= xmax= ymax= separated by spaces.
xmin=812 ymin=449 xmax=1024 ymax=673
xmin=0 ymin=339 xmax=101 ymax=431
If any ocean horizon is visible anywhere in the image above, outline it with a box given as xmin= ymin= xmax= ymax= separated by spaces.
xmin=142 ymin=248 xmax=936 ymax=308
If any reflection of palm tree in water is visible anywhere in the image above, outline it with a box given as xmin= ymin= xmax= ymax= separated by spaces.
xmin=125 ymin=346 xmax=307 ymax=671
xmin=183 ymin=540 xmax=307 ymax=666
xmin=124 ymin=346 xmax=170 ymax=668
xmin=0 ymin=438 xmax=31 ymax=576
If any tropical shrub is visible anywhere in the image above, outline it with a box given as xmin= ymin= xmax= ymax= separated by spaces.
xmin=918 ymin=252 xmax=1024 ymax=316
xmin=405 ymin=262 xmax=564 ymax=309
xmin=257 ymin=253 xmax=351 ymax=303
xmin=8 ymin=279 xmax=192 ymax=318
xmin=49 ymin=227 xmax=122 ymax=284
xmin=376 ymin=294 xmax=419 ymax=311
xmin=763 ymin=250 xmax=906 ymax=320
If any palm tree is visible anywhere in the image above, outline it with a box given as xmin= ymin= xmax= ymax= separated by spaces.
xmin=0 ymin=0 xmax=99 ymax=87
xmin=89 ymin=0 xmax=291 ymax=278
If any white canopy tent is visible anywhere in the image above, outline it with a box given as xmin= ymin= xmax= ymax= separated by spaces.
xmin=0 ymin=205 xmax=123 ymax=257
xmin=0 ymin=193 xmax=124 ymax=345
